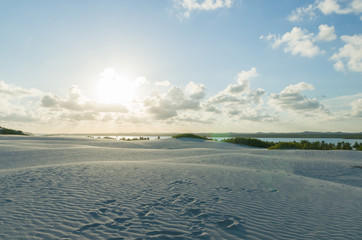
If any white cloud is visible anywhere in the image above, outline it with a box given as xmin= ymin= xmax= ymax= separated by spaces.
xmin=331 ymin=34 xmax=362 ymax=72
xmin=202 ymin=102 xmax=221 ymax=113
xmin=206 ymin=68 xmax=273 ymax=122
xmin=1 ymin=71 xmax=360 ymax=132
xmin=208 ymin=68 xmax=261 ymax=104
xmin=318 ymin=0 xmax=346 ymax=14
xmin=0 ymin=80 xmax=41 ymax=98
xmin=288 ymin=4 xmax=316 ymax=22
xmin=261 ymin=27 xmax=323 ymax=58
xmin=333 ymin=60 xmax=345 ymax=71
xmin=174 ymin=0 xmax=234 ymax=18
xmin=321 ymin=93 xmax=362 ymax=110
xmin=351 ymin=98 xmax=362 ymax=117
xmin=41 ymin=86 xmax=129 ymax=113
xmin=321 ymin=93 xmax=362 ymax=118
xmin=0 ymin=81 xmax=43 ymax=124
xmin=288 ymin=0 xmax=362 ymax=22
xmin=317 ymin=24 xmax=337 ymax=41
xmin=143 ymin=85 xmax=202 ymax=120
xmin=236 ymin=67 xmax=258 ymax=85
xmin=185 ymin=81 xmax=206 ymax=100
xmin=269 ymin=82 xmax=330 ymax=117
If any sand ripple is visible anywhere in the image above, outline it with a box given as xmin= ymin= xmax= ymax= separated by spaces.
xmin=1 ymin=137 xmax=362 ymax=239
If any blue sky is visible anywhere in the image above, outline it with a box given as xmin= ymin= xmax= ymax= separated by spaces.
xmin=0 ymin=0 xmax=361 ymax=133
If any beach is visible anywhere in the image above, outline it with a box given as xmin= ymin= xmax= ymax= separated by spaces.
xmin=1 ymin=136 xmax=362 ymax=239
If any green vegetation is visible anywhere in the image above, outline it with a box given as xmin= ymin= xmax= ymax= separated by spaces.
xmin=197 ymin=132 xmax=362 ymax=139
xmin=223 ymin=137 xmax=274 ymax=148
xmin=91 ymin=136 xmax=150 ymax=141
xmin=172 ymin=133 xmax=210 ymax=140
xmin=120 ymin=136 xmax=150 ymax=141
xmin=353 ymin=142 xmax=362 ymax=151
xmin=0 ymin=126 xmax=26 ymax=135
xmin=268 ymin=140 xmax=352 ymax=150
xmin=223 ymin=137 xmax=360 ymax=151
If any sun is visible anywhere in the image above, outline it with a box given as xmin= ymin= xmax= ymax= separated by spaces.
xmin=96 ymin=68 xmax=136 ymax=104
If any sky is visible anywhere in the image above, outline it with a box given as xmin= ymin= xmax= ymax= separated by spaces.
xmin=0 ymin=0 xmax=361 ymax=134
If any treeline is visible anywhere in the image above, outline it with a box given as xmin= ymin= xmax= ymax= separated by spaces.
xmin=269 ymin=140 xmax=354 ymax=150
xmin=223 ymin=137 xmax=362 ymax=151
xmin=119 ymin=136 xmax=150 ymax=141
xmin=222 ymin=137 xmax=274 ymax=148
xmin=91 ymin=136 xmax=151 ymax=141
xmin=0 ymin=126 xmax=26 ymax=135
xmin=199 ymin=132 xmax=362 ymax=139
xmin=172 ymin=133 xmax=210 ymax=140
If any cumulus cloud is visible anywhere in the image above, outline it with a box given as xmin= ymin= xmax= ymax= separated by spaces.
xmin=288 ymin=4 xmax=316 ymax=22
xmin=237 ymin=67 xmax=259 ymax=83
xmin=208 ymin=67 xmax=261 ymax=104
xmin=317 ymin=0 xmax=361 ymax=15
xmin=317 ymin=24 xmax=337 ymax=41
xmin=202 ymin=102 xmax=221 ymax=113
xmin=216 ymin=67 xmax=259 ymax=97
xmin=351 ymin=98 xmax=362 ymax=117
xmin=0 ymin=98 xmax=40 ymax=124
xmin=0 ymin=81 xmax=43 ymax=123
xmin=288 ymin=0 xmax=362 ymax=22
xmin=269 ymin=82 xmax=329 ymax=117
xmin=206 ymin=68 xmax=274 ymax=122
xmin=41 ymin=86 xmax=128 ymax=113
xmin=174 ymin=0 xmax=233 ymax=18
xmin=143 ymin=84 xmax=203 ymax=120
xmin=185 ymin=81 xmax=206 ymax=100
xmin=261 ymin=27 xmax=325 ymax=58
xmin=0 ymin=80 xmax=41 ymax=98
xmin=331 ymin=34 xmax=362 ymax=72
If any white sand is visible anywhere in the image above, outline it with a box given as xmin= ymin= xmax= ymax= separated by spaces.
xmin=1 ymin=136 xmax=361 ymax=240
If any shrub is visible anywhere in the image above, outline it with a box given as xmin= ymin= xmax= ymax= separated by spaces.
xmin=172 ymin=133 xmax=210 ymax=140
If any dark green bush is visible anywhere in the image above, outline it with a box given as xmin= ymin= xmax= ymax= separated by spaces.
xmin=223 ymin=137 xmax=360 ymax=151
xmin=172 ymin=133 xmax=210 ymax=140
xmin=222 ymin=137 xmax=274 ymax=148
xmin=0 ymin=126 xmax=26 ymax=135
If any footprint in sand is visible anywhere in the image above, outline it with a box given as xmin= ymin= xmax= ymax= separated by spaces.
xmin=216 ymin=186 xmax=233 ymax=192
xmin=183 ymin=208 xmax=202 ymax=216
xmin=77 ymin=223 xmax=101 ymax=232
xmin=216 ymin=216 xmax=246 ymax=235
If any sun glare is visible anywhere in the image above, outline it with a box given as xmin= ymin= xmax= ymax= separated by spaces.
xmin=96 ymin=68 xmax=136 ymax=104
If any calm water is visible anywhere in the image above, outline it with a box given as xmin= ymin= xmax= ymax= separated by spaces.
xmin=89 ymin=135 xmax=171 ymax=141
xmin=90 ymin=135 xmax=362 ymax=145
xmin=213 ymin=137 xmax=362 ymax=145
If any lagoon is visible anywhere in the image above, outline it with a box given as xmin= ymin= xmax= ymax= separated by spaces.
xmin=88 ymin=135 xmax=362 ymax=145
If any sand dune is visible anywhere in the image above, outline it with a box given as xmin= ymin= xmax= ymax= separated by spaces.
xmin=1 ymin=136 xmax=361 ymax=239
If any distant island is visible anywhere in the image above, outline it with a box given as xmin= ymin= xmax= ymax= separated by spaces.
xmin=0 ymin=126 xmax=26 ymax=135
